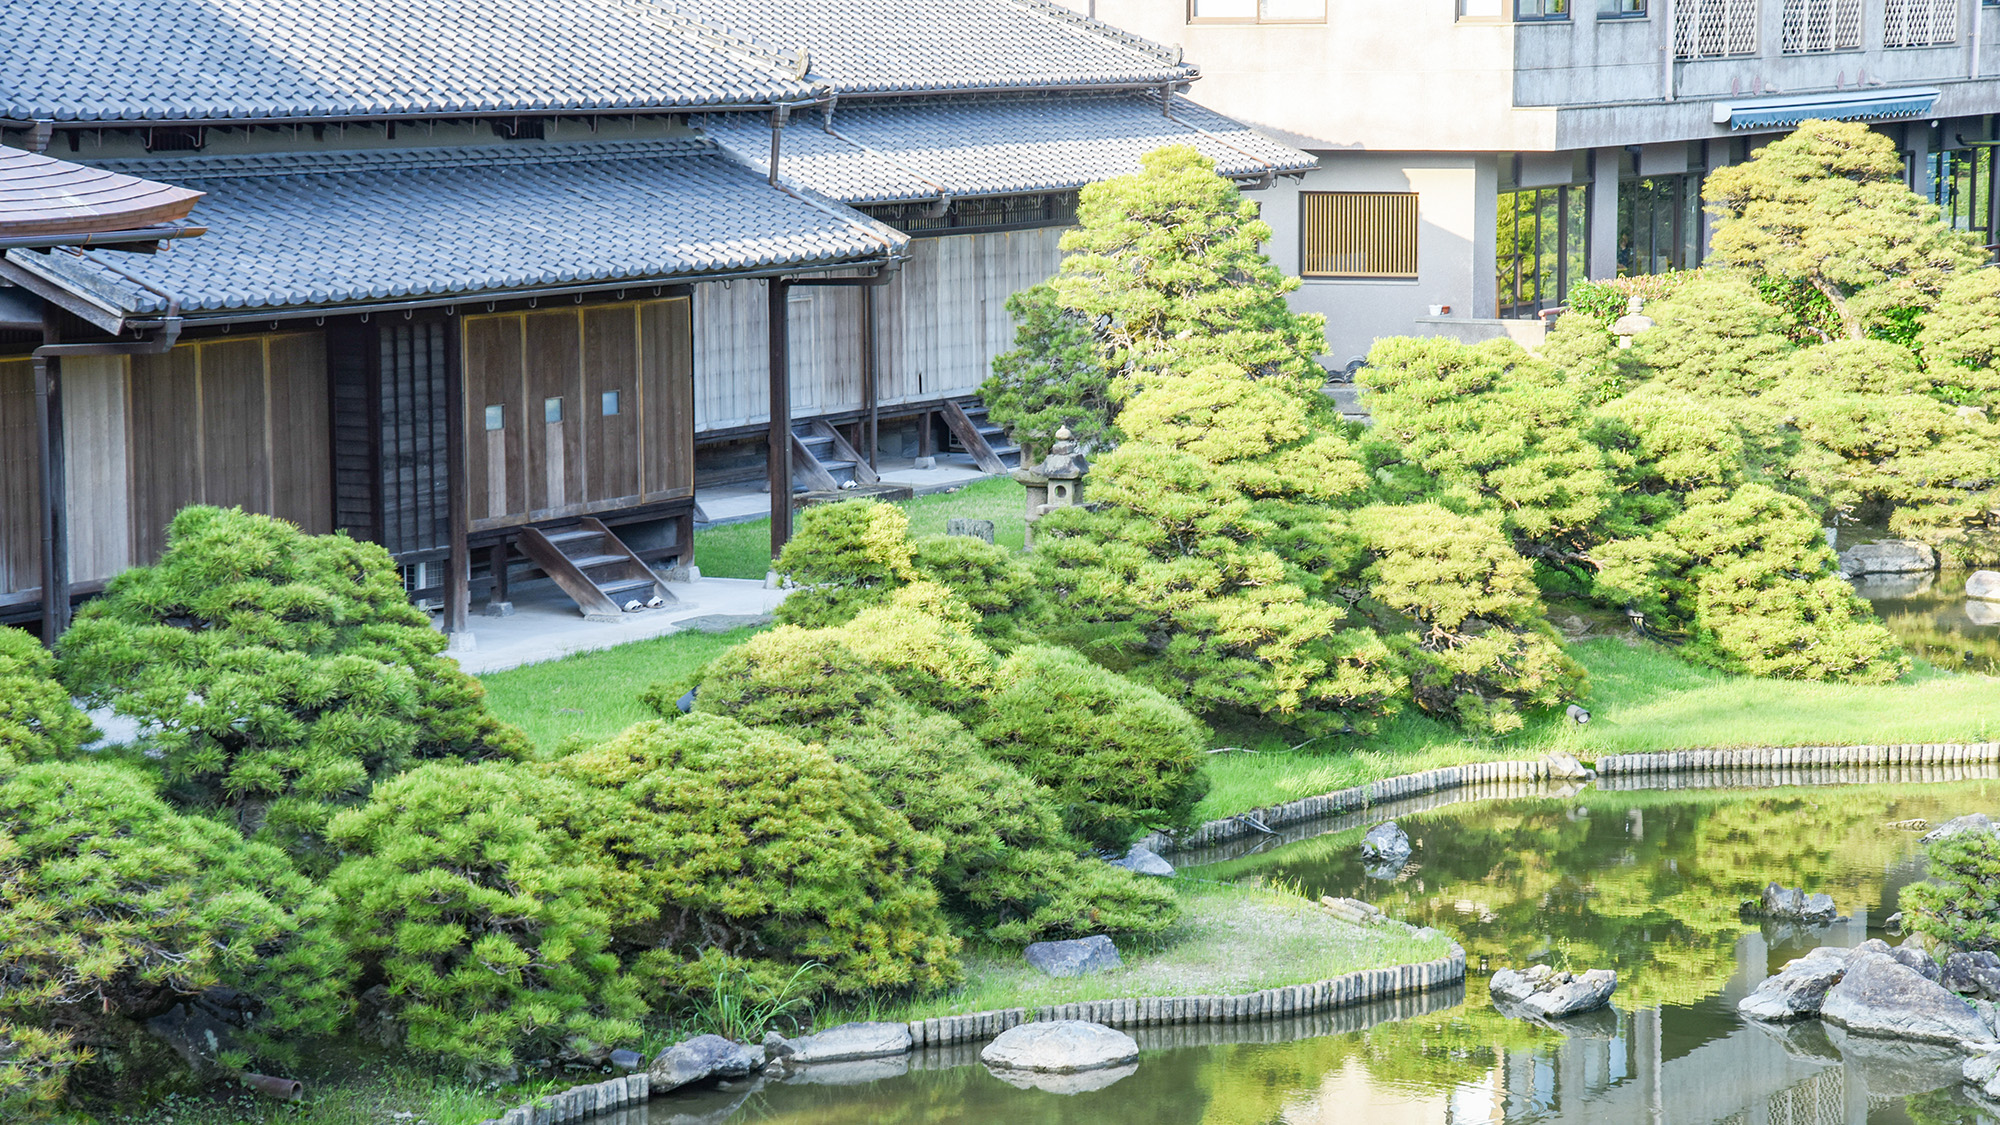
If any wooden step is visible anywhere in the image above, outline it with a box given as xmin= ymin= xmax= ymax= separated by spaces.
xmin=565 ymin=553 xmax=626 ymax=571
xmin=543 ymin=528 xmax=601 ymax=546
xmin=514 ymin=517 xmax=676 ymax=620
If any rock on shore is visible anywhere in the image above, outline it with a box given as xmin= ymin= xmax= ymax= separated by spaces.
xmin=1739 ymin=947 xmax=1851 ymax=1022
xmin=1821 ymin=951 xmax=1995 ymax=1046
xmin=980 ymin=1020 xmax=1138 ymax=1074
xmin=1490 ymin=964 xmax=1617 ymax=1018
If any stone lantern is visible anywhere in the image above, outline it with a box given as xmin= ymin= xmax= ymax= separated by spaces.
xmin=1013 ymin=426 xmax=1088 ymax=548
xmin=1611 ymin=296 xmax=1654 ymax=349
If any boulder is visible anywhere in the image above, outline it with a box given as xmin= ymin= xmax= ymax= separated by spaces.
xmin=1738 ymin=949 xmax=1850 ymax=1022
xmin=979 ymin=1021 xmax=1138 ymax=1074
xmin=1882 ymin=943 xmax=1943 ymax=984
xmin=649 ymin=1035 xmax=766 ymax=1092
xmin=764 ymin=1021 xmax=911 ymax=1064
xmin=1966 ymin=1050 xmax=2000 ymax=1103
xmin=1024 ymin=935 xmax=1122 ymax=979
xmin=1819 ymin=951 xmax=1995 ymax=1045
xmin=1108 ymin=845 xmax=1174 ymax=877
xmin=1839 ymin=540 xmax=1937 ymax=577
xmin=1944 ymin=952 xmax=2000 ymax=1000
xmin=1360 ymin=821 xmax=1412 ymax=865
xmin=1490 ymin=964 xmax=1616 ymax=1018
xmin=1968 ymin=570 xmax=2000 ymax=601
xmin=1544 ymin=751 xmax=1591 ymax=780
xmin=1751 ymin=882 xmax=1839 ymax=924
xmin=1923 ymin=813 xmax=1998 ymax=845
xmin=609 ymin=1048 xmax=646 ymax=1072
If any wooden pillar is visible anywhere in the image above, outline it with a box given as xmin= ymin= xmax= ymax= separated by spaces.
xmin=767 ymin=278 xmax=793 ymax=558
xmin=862 ymin=283 xmax=879 ymax=469
xmin=485 ymin=542 xmax=511 ymax=615
xmin=442 ymin=313 xmax=470 ymax=636
xmin=33 ymin=351 xmax=68 ymax=644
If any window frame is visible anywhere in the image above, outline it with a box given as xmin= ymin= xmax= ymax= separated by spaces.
xmin=1187 ymin=0 xmax=1327 ymax=24
xmin=1299 ymin=190 xmax=1421 ymax=281
xmin=1599 ymin=0 xmax=1647 ymax=18
xmin=1515 ymin=0 xmax=1573 ymax=21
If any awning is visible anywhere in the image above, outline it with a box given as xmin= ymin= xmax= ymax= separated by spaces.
xmin=0 ymin=145 xmax=203 ymax=240
xmin=1713 ymin=87 xmax=1940 ymax=131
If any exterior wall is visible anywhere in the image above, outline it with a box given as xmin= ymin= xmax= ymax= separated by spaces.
xmin=691 ymin=227 xmax=1068 ymax=433
xmin=0 ymin=359 xmax=37 ymax=597
xmin=1261 ymin=152 xmax=1495 ymax=365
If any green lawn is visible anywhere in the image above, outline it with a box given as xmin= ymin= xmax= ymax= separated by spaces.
xmin=1197 ymin=637 xmax=2000 ymax=820
xmin=478 ymin=627 xmax=764 ymax=754
xmin=694 ymin=476 xmax=1025 ymax=579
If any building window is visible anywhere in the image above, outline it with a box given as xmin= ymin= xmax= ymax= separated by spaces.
xmin=1619 ymin=174 xmax=1704 ymax=277
xmin=1190 ymin=0 xmax=1326 ymax=21
xmin=1601 ymin=0 xmax=1647 ymax=18
xmin=1675 ymin=0 xmax=1759 ymax=58
xmin=1782 ymin=0 xmax=1862 ymax=52
xmin=1301 ymin=192 xmax=1419 ymax=279
xmin=1459 ymin=0 xmax=1507 ymax=14
xmin=1497 ymin=186 xmax=1587 ymax=320
xmin=1516 ymin=0 xmax=1571 ymax=18
xmin=1884 ymin=0 xmax=1958 ymax=46
xmin=1931 ymin=147 xmax=1997 ymax=250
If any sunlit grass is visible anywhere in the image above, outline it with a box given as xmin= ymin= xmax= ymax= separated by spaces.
xmin=478 ymin=627 xmax=764 ymax=754
xmin=694 ymin=477 xmax=1024 ymax=579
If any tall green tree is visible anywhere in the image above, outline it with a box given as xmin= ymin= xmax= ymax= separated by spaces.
xmin=1705 ymin=119 xmax=1985 ymax=339
xmin=980 ymin=283 xmax=1119 ymax=457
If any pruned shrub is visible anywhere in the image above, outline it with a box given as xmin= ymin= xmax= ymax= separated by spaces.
xmin=0 ymin=762 xmax=351 ymax=1099
xmin=682 ymin=626 xmax=899 ymax=736
xmin=830 ymin=586 xmax=995 ymax=714
xmin=910 ymin=533 xmax=1044 ymax=641
xmin=974 ymin=645 xmax=1209 ymax=851
xmin=544 ymin=715 xmax=962 ymax=1002
xmin=58 ymin=507 xmax=528 ymax=869
xmin=0 ymin=1021 xmax=90 ymax=1118
xmin=772 ymin=501 xmax=919 ymax=628
xmin=819 ymin=704 xmax=1179 ymax=943
xmin=0 ymin=626 xmax=91 ymax=768
xmin=325 ymin=762 xmax=640 ymax=1074
xmin=1904 ymin=829 xmax=2000 ymax=952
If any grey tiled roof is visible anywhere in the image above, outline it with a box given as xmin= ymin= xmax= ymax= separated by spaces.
xmin=0 ymin=0 xmax=815 ymax=123
xmin=5 ymin=140 xmax=904 ymax=316
xmin=706 ymin=96 xmax=1318 ymax=204
xmin=665 ymin=0 xmax=1192 ymax=95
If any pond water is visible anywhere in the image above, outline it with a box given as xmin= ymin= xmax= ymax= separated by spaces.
xmin=662 ymin=772 xmax=2000 ymax=1125
xmin=1857 ymin=569 xmax=2000 ymax=676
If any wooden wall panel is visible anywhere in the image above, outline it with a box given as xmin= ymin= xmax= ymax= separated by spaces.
xmin=62 ymin=356 xmax=130 ymax=584
xmin=640 ymin=297 xmax=694 ymax=499
xmin=522 ymin=311 xmax=581 ymax=515
xmin=462 ymin=314 xmax=524 ymax=524
xmin=127 ymin=345 xmax=202 ymax=562
xmin=582 ymin=305 xmax=640 ymax=505
xmin=328 ymin=321 xmax=380 ymax=543
xmin=199 ymin=339 xmax=270 ymax=516
xmin=691 ymin=279 xmax=767 ymax=431
xmin=267 ymin=333 xmax=332 ymax=534
xmin=0 ymin=359 xmax=37 ymax=595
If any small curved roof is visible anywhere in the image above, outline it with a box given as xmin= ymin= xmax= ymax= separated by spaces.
xmin=0 ymin=145 xmax=203 ymax=239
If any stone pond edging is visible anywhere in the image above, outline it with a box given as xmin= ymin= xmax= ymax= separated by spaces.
xmin=1142 ymin=742 xmax=2000 ymax=857
xmin=472 ymin=946 xmax=1466 ymax=1124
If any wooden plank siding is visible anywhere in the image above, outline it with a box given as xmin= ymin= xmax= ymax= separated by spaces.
xmin=0 ymin=359 xmax=38 ymax=596
xmin=463 ymin=297 xmax=691 ymax=532
xmin=691 ymin=228 xmax=1067 ymax=433
xmin=61 ymin=356 xmax=130 ymax=585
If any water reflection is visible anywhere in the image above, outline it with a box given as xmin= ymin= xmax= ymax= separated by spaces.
xmin=700 ymin=779 xmax=2000 ymax=1124
xmin=1859 ymin=569 xmax=2000 ymax=675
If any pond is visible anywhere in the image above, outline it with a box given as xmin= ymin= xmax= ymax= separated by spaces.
xmin=1856 ymin=568 xmax=2000 ymax=677
xmin=653 ymin=772 xmax=2000 ymax=1124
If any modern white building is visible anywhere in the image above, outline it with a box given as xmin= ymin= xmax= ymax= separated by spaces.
xmin=1067 ymin=0 xmax=2000 ymax=364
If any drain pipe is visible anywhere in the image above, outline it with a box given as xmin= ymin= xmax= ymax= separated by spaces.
xmin=768 ymin=104 xmax=790 ymax=186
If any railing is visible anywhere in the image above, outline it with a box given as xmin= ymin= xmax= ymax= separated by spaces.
xmin=1884 ymin=0 xmax=1958 ymax=47
xmin=1782 ymin=0 xmax=1863 ymax=53
xmin=1675 ymin=0 xmax=1760 ymax=58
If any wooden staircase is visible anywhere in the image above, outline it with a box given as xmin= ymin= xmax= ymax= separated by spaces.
xmin=790 ymin=419 xmax=879 ymax=491
xmin=940 ymin=398 xmax=1022 ymax=475
xmin=514 ymin=517 xmax=677 ymax=620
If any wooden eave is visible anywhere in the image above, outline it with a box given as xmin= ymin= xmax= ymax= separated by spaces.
xmin=0 ymin=145 xmax=203 ymax=238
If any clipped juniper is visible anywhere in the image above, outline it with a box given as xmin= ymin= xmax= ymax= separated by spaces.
xmin=325 ymin=762 xmax=641 ymax=1074
xmin=909 ymin=533 xmax=1045 ymax=643
xmin=0 ymin=762 xmax=352 ymax=1102
xmin=1903 ymin=829 xmax=2000 ymax=952
xmin=973 ymin=644 xmax=1210 ymax=851
xmin=57 ymin=507 xmax=528 ymax=869
xmin=0 ymin=625 xmax=92 ymax=768
xmin=981 ymin=282 xmax=1120 ymax=457
xmin=1349 ymin=505 xmax=1586 ymax=735
xmin=544 ymin=715 xmax=962 ymax=1005
xmin=770 ymin=500 xmax=921 ymax=628
xmin=1918 ymin=267 xmax=2000 ymax=407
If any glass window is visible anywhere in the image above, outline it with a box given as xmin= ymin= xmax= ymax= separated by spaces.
xmin=1301 ymin=192 xmax=1420 ymax=279
xmin=1782 ymin=0 xmax=1862 ymax=51
xmin=1496 ymin=186 xmax=1588 ymax=319
xmin=544 ymin=397 xmax=563 ymax=424
xmin=1460 ymin=0 xmax=1507 ymax=14
xmin=1931 ymin=148 xmax=1997 ymax=251
xmin=1884 ymin=0 xmax=1958 ymax=47
xmin=484 ymin=404 xmax=505 ymax=431
xmin=1617 ymin=173 xmax=1704 ymax=278
xmin=1516 ymin=0 xmax=1570 ymax=18
xmin=1191 ymin=0 xmax=1325 ymax=21
xmin=601 ymin=390 xmax=621 ymax=416
xmin=1601 ymin=0 xmax=1646 ymax=16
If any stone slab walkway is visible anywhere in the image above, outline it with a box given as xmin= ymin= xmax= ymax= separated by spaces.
xmin=443 ymin=577 xmax=784 ymax=675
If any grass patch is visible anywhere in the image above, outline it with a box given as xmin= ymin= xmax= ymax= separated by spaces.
xmin=695 ymin=476 xmax=1025 ymax=579
xmin=809 ymin=880 xmax=1453 ymax=1028
xmin=87 ymin=1060 xmax=517 ymax=1125
xmin=1197 ymin=636 xmax=2000 ymax=820
xmin=478 ymin=627 xmax=764 ymax=753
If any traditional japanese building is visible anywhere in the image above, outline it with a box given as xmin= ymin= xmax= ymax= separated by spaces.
xmin=0 ymin=0 xmax=1310 ymax=635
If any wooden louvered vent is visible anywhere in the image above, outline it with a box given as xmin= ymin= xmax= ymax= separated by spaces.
xmin=1301 ymin=192 xmax=1419 ymax=279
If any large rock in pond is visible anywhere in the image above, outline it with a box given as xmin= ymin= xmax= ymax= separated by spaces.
xmin=764 ymin=1022 xmax=911 ymax=1065
xmin=980 ymin=1021 xmax=1138 ymax=1074
xmin=1490 ymin=965 xmax=1617 ymax=1018
xmin=1839 ymin=540 xmax=1937 ymax=577
xmin=1819 ymin=951 xmax=1995 ymax=1046
xmin=1752 ymin=883 xmax=1839 ymax=924
xmin=1967 ymin=570 xmax=2000 ymax=601
xmin=650 ymin=1034 xmax=766 ymax=1092
xmin=1361 ymin=821 xmax=1412 ymax=865
xmin=1024 ymin=935 xmax=1122 ymax=979
xmin=1109 ymin=844 xmax=1174 ymax=877
xmin=1945 ymin=952 xmax=2000 ymax=1001
xmin=1923 ymin=813 xmax=1999 ymax=845
xmin=1739 ymin=948 xmax=1850 ymax=1022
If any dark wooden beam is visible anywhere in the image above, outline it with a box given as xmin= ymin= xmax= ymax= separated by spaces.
xmin=35 ymin=307 xmax=67 ymax=644
xmin=862 ymin=284 xmax=879 ymax=469
xmin=443 ymin=312 xmax=470 ymax=636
